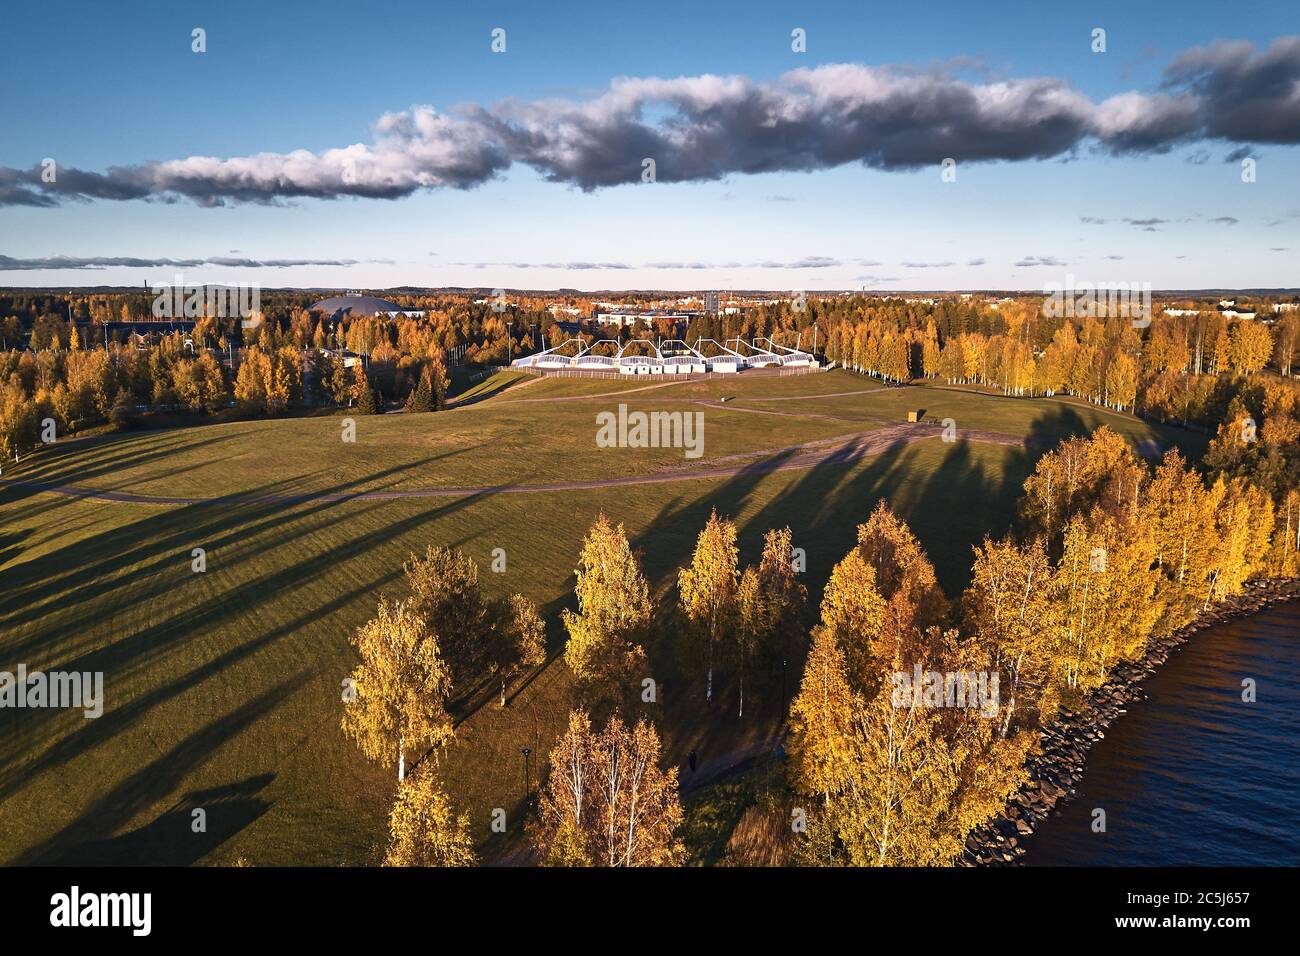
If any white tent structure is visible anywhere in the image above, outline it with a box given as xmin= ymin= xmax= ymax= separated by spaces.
xmin=511 ymin=336 xmax=818 ymax=374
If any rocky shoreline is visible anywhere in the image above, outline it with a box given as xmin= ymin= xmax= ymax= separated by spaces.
xmin=960 ymin=577 xmax=1300 ymax=866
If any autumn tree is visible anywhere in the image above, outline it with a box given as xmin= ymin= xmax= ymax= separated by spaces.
xmin=734 ymin=568 xmax=762 ymax=718
xmin=233 ymin=348 xmax=271 ymax=413
xmin=789 ymin=624 xmax=1026 ymax=866
xmin=734 ymin=527 xmax=808 ymax=716
xmin=1269 ymin=489 xmax=1300 ymax=576
xmin=534 ymin=710 xmax=683 ymax=866
xmin=1206 ymin=477 xmax=1275 ymax=604
xmin=816 ymin=549 xmax=888 ymax=688
xmin=1019 ymin=426 xmax=1145 ymax=548
xmin=855 ymin=501 xmax=948 ymax=640
xmin=384 ymin=766 xmax=477 ymax=866
xmin=0 ymin=380 xmax=38 ymax=464
xmin=1227 ymin=320 xmax=1273 ymax=375
xmin=495 ymin=594 xmax=546 ymax=706
xmin=405 ymin=546 xmax=546 ymax=705
xmin=1104 ymin=352 xmax=1138 ymax=410
xmin=1142 ymin=450 xmax=1224 ymax=630
xmin=342 ymin=598 xmax=454 ymax=781
xmin=828 ymin=681 xmax=1003 ymax=866
xmin=963 ymin=536 xmax=1061 ymax=736
xmin=562 ymin=514 xmax=651 ymax=699
xmin=788 ymin=626 xmax=856 ymax=806
xmin=1051 ymin=512 xmax=1161 ymax=692
xmin=678 ymin=509 xmax=740 ymax=702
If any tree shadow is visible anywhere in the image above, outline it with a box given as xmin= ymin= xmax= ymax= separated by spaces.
xmin=20 ymin=774 xmax=275 ymax=867
xmin=0 ymin=472 xmax=497 ymax=797
xmin=13 ymin=676 xmax=300 ymax=866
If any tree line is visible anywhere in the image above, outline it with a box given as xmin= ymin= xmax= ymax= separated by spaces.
xmin=785 ymin=427 xmax=1295 ymax=864
xmin=825 ymin=308 xmax=1299 ymax=426
xmin=0 ymin=334 xmax=454 ymax=464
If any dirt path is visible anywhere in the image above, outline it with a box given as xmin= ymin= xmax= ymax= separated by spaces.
xmin=0 ymin=424 xmax=1034 ymax=507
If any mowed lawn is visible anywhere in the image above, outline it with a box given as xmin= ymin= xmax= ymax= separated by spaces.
xmin=10 ymin=373 xmax=887 ymax=500
xmin=0 ymin=370 xmax=1200 ymax=865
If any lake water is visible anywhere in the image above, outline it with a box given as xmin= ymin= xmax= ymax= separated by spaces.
xmin=1024 ymin=600 xmax=1300 ymax=866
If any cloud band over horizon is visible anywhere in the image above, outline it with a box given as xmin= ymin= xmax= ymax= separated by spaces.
xmin=3 ymin=37 xmax=1298 ymax=209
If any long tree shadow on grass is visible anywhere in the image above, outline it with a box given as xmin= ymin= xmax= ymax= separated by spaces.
xmin=20 ymin=774 xmax=275 ymax=867
xmin=13 ymin=677 xmax=299 ymax=866
xmin=0 ymin=477 xmax=498 ymax=798
xmin=2 ymin=430 xmax=246 ymax=507
xmin=0 ymin=445 xmax=485 ymax=643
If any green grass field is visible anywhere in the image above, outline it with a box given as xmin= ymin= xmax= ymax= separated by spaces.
xmin=0 ymin=369 xmax=1205 ymax=865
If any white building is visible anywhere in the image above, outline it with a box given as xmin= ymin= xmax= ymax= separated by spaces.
xmin=512 ymin=337 xmax=816 ymax=375
xmin=309 ymin=292 xmax=426 ymax=319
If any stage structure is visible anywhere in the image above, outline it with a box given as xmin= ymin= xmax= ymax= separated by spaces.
xmin=512 ymin=337 xmax=818 ymax=375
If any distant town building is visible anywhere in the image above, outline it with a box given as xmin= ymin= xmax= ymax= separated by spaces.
xmin=704 ymin=291 xmax=721 ymax=314
xmin=595 ymin=309 xmax=697 ymax=327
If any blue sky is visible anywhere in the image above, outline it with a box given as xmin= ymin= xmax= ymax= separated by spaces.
xmin=1 ymin=0 xmax=1297 ymax=290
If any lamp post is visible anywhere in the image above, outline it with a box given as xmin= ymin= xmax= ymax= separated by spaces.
xmin=522 ymin=746 xmax=532 ymax=799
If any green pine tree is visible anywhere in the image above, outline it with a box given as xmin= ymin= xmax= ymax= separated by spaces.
xmin=407 ymin=374 xmax=434 ymax=413
xmin=357 ymin=379 xmax=379 ymax=415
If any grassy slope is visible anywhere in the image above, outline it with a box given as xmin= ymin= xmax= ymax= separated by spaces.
xmin=11 ymin=376 xmax=880 ymax=499
xmin=0 ymin=370 xmax=1200 ymax=865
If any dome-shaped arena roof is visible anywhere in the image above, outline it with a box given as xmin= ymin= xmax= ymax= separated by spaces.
xmin=309 ymin=293 xmax=412 ymax=317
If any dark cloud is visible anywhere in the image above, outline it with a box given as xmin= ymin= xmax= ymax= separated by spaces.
xmin=1163 ymin=37 xmax=1300 ymax=144
xmin=3 ymin=36 xmax=1299 ymax=207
